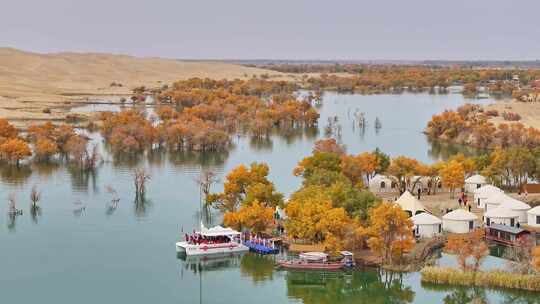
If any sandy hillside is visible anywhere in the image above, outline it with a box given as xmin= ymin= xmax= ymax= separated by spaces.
xmin=0 ymin=48 xmax=287 ymax=125
xmin=484 ymin=101 xmax=540 ymax=129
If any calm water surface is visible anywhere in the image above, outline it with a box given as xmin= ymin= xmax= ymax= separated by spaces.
xmin=2 ymin=93 xmax=536 ymax=303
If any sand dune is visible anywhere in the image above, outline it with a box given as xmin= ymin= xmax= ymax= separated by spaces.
xmin=0 ymin=48 xmax=286 ymax=125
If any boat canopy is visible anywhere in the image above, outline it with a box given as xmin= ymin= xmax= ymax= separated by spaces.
xmin=299 ymin=252 xmax=328 ymax=261
xmin=199 ymin=225 xmax=241 ymax=237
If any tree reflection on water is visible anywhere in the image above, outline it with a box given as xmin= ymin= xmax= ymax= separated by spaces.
xmin=285 ymin=269 xmax=415 ymax=304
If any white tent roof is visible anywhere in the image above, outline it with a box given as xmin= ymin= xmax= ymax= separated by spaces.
xmin=485 ymin=192 xmax=509 ymax=206
xmin=465 ymin=174 xmax=487 ymax=184
xmin=395 ymin=191 xmax=426 ymax=215
xmin=484 ymin=206 xmax=520 ymax=219
xmin=200 ymin=225 xmax=241 ymax=237
xmin=474 ymin=185 xmax=503 ymax=198
xmin=443 ymin=209 xmax=477 ymax=221
xmin=411 ymin=212 xmax=442 ymax=225
xmin=499 ymin=196 xmax=531 ymax=211
xmin=527 ymin=206 xmax=540 ymax=216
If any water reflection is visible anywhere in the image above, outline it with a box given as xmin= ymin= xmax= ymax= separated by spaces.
xmin=0 ymin=164 xmax=32 ymax=185
xmin=285 ymin=269 xmax=415 ymax=304
xmin=134 ymin=196 xmax=152 ymax=218
xmin=422 ymin=282 xmax=540 ymax=304
xmin=177 ymin=252 xmax=244 ymax=274
xmin=239 ymin=254 xmax=276 ymax=283
xmin=29 ymin=204 xmax=42 ymax=224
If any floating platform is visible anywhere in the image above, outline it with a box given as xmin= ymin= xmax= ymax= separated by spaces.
xmin=243 ymin=240 xmax=279 ymax=254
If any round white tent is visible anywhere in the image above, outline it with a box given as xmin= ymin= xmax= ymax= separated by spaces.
xmin=473 ymin=185 xmax=503 ymax=209
xmin=442 ymin=209 xmax=477 ymax=234
xmin=411 ymin=212 xmax=442 ymax=238
xmin=484 ymin=192 xmax=508 ymax=211
xmin=498 ymin=196 xmax=530 ymax=223
xmin=395 ymin=190 xmax=426 ymax=217
xmin=484 ymin=206 xmax=520 ymax=227
xmin=465 ymin=174 xmax=488 ymax=193
xmin=369 ymin=175 xmax=396 ymax=193
xmin=527 ymin=206 xmax=540 ymax=228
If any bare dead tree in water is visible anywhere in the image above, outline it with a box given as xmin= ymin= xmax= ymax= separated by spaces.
xmin=105 ymin=185 xmax=120 ymax=209
xmin=83 ymin=144 xmax=101 ymax=171
xmin=8 ymin=193 xmax=16 ymax=212
xmin=30 ymin=185 xmax=41 ymax=207
xmin=134 ymin=168 xmax=150 ymax=200
xmin=195 ymin=170 xmax=219 ymax=204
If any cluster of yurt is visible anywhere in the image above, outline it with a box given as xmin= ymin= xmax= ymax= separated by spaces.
xmin=369 ymin=175 xmax=396 ymax=193
xmin=442 ymin=209 xmax=478 ymax=233
xmin=527 ymin=207 xmax=540 ymax=228
xmin=395 ymin=191 xmax=427 ymax=217
xmin=465 ymin=174 xmax=488 ymax=193
xmin=473 ymin=185 xmax=503 ymax=209
xmin=411 ymin=213 xmax=442 ymax=237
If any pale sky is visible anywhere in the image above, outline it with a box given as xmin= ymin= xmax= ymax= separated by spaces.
xmin=2 ymin=0 xmax=539 ymax=60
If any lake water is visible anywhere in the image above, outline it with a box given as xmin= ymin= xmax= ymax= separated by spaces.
xmin=2 ymin=92 xmax=535 ymax=303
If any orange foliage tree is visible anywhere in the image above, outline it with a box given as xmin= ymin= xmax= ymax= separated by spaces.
xmin=223 ymin=200 xmax=274 ymax=234
xmin=440 ymin=159 xmax=465 ymax=198
xmin=0 ymin=138 xmax=32 ymax=166
xmin=0 ymin=119 xmax=18 ymax=143
xmin=445 ymin=229 xmax=489 ymax=272
xmin=208 ymin=162 xmax=283 ymax=212
xmin=364 ymin=202 xmax=414 ymax=266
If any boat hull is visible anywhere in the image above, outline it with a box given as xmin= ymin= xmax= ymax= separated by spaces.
xmin=176 ymin=241 xmax=249 ymax=256
xmin=277 ymin=261 xmax=345 ymax=271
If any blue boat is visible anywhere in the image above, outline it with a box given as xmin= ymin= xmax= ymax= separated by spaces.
xmin=243 ymin=240 xmax=279 ymax=254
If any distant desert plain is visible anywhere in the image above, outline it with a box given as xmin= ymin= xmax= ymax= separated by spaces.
xmin=0 ymin=48 xmax=286 ymax=126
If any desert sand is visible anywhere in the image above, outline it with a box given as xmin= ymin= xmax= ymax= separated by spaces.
xmin=483 ymin=100 xmax=540 ymax=129
xmin=0 ymin=48 xmax=287 ymax=127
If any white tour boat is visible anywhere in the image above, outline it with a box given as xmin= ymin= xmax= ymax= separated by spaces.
xmin=176 ymin=225 xmax=249 ymax=256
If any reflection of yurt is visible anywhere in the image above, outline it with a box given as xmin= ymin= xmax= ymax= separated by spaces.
xmin=498 ymin=197 xmax=531 ymax=223
xmin=369 ymin=175 xmax=397 ymax=193
xmin=395 ymin=191 xmax=426 ymax=217
xmin=484 ymin=206 xmax=520 ymax=227
xmin=465 ymin=174 xmax=488 ymax=193
xmin=527 ymin=206 xmax=540 ymax=228
xmin=411 ymin=213 xmax=442 ymax=237
xmin=473 ymin=185 xmax=503 ymax=209
xmin=442 ymin=209 xmax=477 ymax=234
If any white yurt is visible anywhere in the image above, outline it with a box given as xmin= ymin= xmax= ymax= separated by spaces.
xmin=473 ymin=185 xmax=503 ymax=209
xmin=498 ymin=197 xmax=531 ymax=223
xmin=411 ymin=212 xmax=442 ymax=237
xmin=465 ymin=174 xmax=488 ymax=193
xmin=369 ymin=175 xmax=396 ymax=193
xmin=484 ymin=192 xmax=508 ymax=211
xmin=442 ymin=209 xmax=477 ymax=234
xmin=484 ymin=206 xmax=520 ymax=227
xmin=395 ymin=191 xmax=426 ymax=217
xmin=527 ymin=206 xmax=540 ymax=228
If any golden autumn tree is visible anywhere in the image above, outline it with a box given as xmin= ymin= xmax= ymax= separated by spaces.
xmin=440 ymin=159 xmax=465 ymax=198
xmin=0 ymin=119 xmax=19 ymax=143
xmin=0 ymin=138 xmax=32 ymax=166
xmin=35 ymin=137 xmax=59 ymax=161
xmin=387 ymin=156 xmax=422 ymax=193
xmin=446 ymin=229 xmax=488 ymax=272
xmin=313 ymin=138 xmax=346 ymax=155
xmin=223 ymin=200 xmax=274 ymax=234
xmin=365 ymin=202 xmax=414 ymax=266
xmin=285 ymin=194 xmax=350 ymax=253
xmin=209 ymin=162 xmax=283 ymax=212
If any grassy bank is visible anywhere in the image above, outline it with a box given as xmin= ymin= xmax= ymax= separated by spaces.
xmin=421 ymin=266 xmax=540 ymax=292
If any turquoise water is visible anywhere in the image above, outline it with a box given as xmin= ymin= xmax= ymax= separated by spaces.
xmin=2 ymin=92 xmax=534 ymax=303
